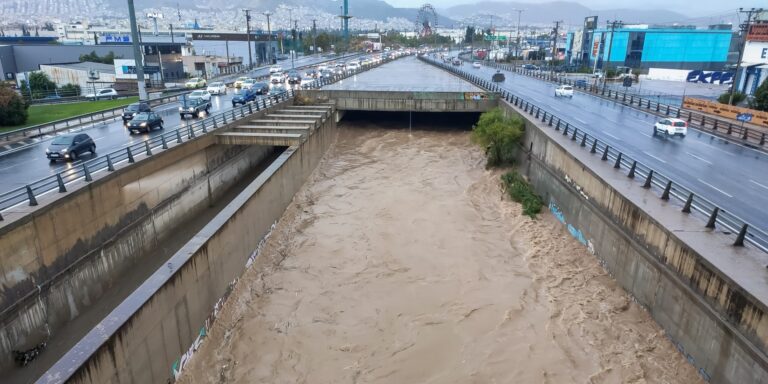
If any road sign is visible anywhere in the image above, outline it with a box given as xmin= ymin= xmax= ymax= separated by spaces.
xmin=483 ymin=35 xmax=507 ymax=41
xmin=736 ymin=113 xmax=753 ymax=123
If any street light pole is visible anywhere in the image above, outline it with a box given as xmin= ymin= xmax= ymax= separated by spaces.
xmin=514 ymin=9 xmax=524 ymax=64
xmin=264 ymin=11 xmax=272 ymax=65
xmin=127 ymin=0 xmax=147 ymax=101
xmin=243 ymin=9 xmax=252 ymax=69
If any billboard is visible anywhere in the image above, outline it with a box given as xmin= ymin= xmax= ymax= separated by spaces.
xmin=584 ymin=16 xmax=598 ymax=31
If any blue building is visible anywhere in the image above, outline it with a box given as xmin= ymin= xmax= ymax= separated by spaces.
xmin=582 ymin=25 xmax=734 ymax=71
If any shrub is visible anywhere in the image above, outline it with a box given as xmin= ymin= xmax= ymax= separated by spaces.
xmin=750 ymin=80 xmax=768 ymax=112
xmin=470 ymin=107 xmax=525 ymax=167
xmin=717 ymin=91 xmax=746 ymax=105
xmin=59 ymin=83 xmax=81 ymax=97
xmin=501 ymin=171 xmax=543 ymax=217
xmin=0 ymin=86 xmax=29 ymax=126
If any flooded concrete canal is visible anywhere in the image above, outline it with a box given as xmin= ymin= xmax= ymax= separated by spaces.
xmin=178 ymin=114 xmax=702 ymax=384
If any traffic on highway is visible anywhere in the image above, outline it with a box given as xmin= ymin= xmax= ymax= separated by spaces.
xmin=436 ymin=53 xmax=768 ymax=232
xmin=0 ymin=53 xmax=371 ymax=196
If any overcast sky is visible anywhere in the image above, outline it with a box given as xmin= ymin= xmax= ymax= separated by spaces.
xmin=383 ymin=0 xmax=765 ymax=16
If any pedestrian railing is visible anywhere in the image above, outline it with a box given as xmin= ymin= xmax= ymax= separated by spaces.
xmin=0 ymin=53 xmax=404 ymax=221
xmin=419 ymin=55 xmax=768 ymax=254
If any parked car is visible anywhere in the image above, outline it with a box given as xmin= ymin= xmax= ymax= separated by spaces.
xmin=185 ymin=77 xmax=206 ymax=89
xmin=555 ymin=85 xmax=574 ymax=98
xmin=472 ymin=61 xmax=482 ymax=68
xmin=492 ymin=71 xmax=505 ymax=82
xmin=287 ymin=71 xmax=302 ymax=85
xmin=122 ymin=102 xmax=151 ymax=123
xmin=653 ymin=118 xmax=688 ymax=138
xmin=85 ymin=88 xmax=118 ymax=100
xmin=269 ymin=65 xmax=283 ymax=74
xmin=234 ymin=76 xmax=250 ymax=88
xmin=270 ymin=73 xmax=284 ymax=84
xmin=231 ymin=88 xmax=257 ymax=107
xmin=188 ymin=90 xmax=212 ymax=101
xmin=46 ymin=133 xmax=95 ymax=162
xmin=206 ymin=82 xmax=227 ymax=95
xmin=179 ymin=97 xmax=211 ymax=118
xmin=574 ymin=79 xmax=588 ymax=88
xmin=126 ymin=112 xmax=164 ymax=134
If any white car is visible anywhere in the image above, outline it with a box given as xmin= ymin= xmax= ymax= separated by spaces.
xmin=270 ymin=73 xmax=284 ymax=84
xmin=347 ymin=62 xmax=360 ymax=70
xmin=653 ymin=118 xmax=688 ymax=137
xmin=188 ymin=90 xmax=212 ymax=101
xmin=241 ymin=78 xmax=257 ymax=90
xmin=269 ymin=65 xmax=283 ymax=74
xmin=300 ymin=77 xmax=316 ymax=89
xmin=472 ymin=61 xmax=482 ymax=68
xmin=85 ymin=88 xmax=118 ymax=100
xmin=554 ymin=85 xmax=574 ymax=98
xmin=206 ymin=82 xmax=227 ymax=95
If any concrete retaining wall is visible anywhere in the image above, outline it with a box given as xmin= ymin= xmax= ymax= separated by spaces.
xmin=39 ymin=107 xmax=338 ymax=383
xmin=0 ymin=101 xmax=291 ymax=374
xmin=301 ymin=89 xmax=497 ymax=112
xmin=500 ymin=101 xmax=768 ymax=383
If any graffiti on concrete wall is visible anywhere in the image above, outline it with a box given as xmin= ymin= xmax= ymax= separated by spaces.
xmin=549 ymin=198 xmax=595 ymax=255
xmin=171 ymin=220 xmax=277 ymax=381
xmin=686 ymin=70 xmax=734 ymax=85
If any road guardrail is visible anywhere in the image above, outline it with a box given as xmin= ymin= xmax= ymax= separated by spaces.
xmin=420 ymin=55 xmax=768 ymax=254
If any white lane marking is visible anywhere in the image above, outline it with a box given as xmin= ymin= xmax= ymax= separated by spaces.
xmin=750 ymin=179 xmax=768 ymax=191
xmin=574 ymin=117 xmax=588 ymax=125
xmin=642 ymin=151 xmax=667 ymax=164
xmin=697 ymin=178 xmax=733 ymax=198
xmin=602 ymin=131 xmax=620 ymax=140
xmin=686 ymin=152 xmax=712 ymax=165
xmin=638 ymin=132 xmax=652 ymax=138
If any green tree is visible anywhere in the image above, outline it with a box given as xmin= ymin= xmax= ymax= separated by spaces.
xmin=751 ymin=80 xmax=768 ymax=112
xmin=717 ymin=91 xmax=746 ymax=105
xmin=59 ymin=83 xmax=81 ymax=97
xmin=28 ymin=71 xmax=56 ymax=92
xmin=0 ymin=86 xmax=29 ymax=126
xmin=79 ymin=50 xmax=118 ymax=65
xmin=470 ymin=107 xmax=525 ymax=167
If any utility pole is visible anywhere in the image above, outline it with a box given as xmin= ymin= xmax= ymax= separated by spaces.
xmin=264 ymin=11 xmax=272 ymax=65
xmin=551 ymin=20 xmax=562 ymax=76
xmin=312 ymin=19 xmax=317 ymax=56
xmin=603 ymin=20 xmax=622 ymax=89
xmin=729 ymin=7 xmax=763 ymax=105
xmin=513 ymin=9 xmax=524 ymax=65
xmin=243 ymin=9 xmax=252 ymax=69
xmin=169 ymin=23 xmax=174 ymax=43
xmin=127 ymin=0 xmax=147 ymax=101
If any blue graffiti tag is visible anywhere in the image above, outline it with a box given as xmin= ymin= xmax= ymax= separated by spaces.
xmin=550 ymin=199 xmax=589 ymax=247
xmin=686 ymin=70 xmax=733 ymax=85
xmin=549 ymin=200 xmax=566 ymax=224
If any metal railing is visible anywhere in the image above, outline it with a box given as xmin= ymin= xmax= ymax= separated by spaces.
xmin=0 ymin=53 xmax=403 ymax=221
xmin=474 ymin=59 xmax=767 ymax=148
xmin=419 ymin=55 xmax=768 ymax=254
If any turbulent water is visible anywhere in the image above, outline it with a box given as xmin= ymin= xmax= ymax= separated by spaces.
xmin=178 ymin=120 xmax=702 ymax=384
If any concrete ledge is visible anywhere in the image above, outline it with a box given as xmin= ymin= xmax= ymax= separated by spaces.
xmin=301 ymin=89 xmax=498 ymax=112
xmin=500 ymin=99 xmax=768 ymax=383
xmin=216 ymin=132 xmax=304 ymax=146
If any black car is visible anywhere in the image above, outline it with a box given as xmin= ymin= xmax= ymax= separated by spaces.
xmin=522 ymin=64 xmax=539 ymax=70
xmin=126 ymin=112 xmax=164 ymax=134
xmin=492 ymin=71 xmax=505 ymax=82
xmin=574 ymin=79 xmax=588 ymax=88
xmin=304 ymin=68 xmax=319 ymax=78
xmin=46 ymin=133 xmax=95 ymax=162
xmin=252 ymin=82 xmax=270 ymax=95
xmin=122 ymin=102 xmax=151 ymax=123
xmin=287 ymin=71 xmax=302 ymax=84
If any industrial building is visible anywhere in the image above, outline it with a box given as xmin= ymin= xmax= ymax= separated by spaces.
xmin=566 ymin=21 xmax=735 ymax=71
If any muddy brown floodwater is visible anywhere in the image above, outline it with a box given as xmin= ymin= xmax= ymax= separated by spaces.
xmin=178 ymin=120 xmax=703 ymax=384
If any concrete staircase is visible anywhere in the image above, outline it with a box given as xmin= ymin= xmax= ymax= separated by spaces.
xmin=216 ymin=104 xmax=334 ymax=146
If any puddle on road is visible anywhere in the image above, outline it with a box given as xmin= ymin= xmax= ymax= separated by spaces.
xmin=178 ymin=122 xmax=701 ymax=384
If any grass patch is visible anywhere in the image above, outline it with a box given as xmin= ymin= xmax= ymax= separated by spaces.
xmin=501 ymin=171 xmax=543 ymax=218
xmin=0 ymin=97 xmax=138 ymax=132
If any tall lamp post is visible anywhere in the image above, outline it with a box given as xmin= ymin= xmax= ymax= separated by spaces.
xmin=243 ymin=9 xmax=252 ymax=69
xmin=513 ymin=9 xmax=524 ymax=65
xmin=264 ymin=11 xmax=272 ymax=65
xmin=127 ymin=0 xmax=147 ymax=100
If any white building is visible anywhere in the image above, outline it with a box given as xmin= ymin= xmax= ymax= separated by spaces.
xmin=38 ymin=61 xmax=116 ymax=91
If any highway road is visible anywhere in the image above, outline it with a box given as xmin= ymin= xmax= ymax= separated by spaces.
xmin=426 ymin=56 xmax=768 ymax=232
xmin=0 ymin=53 xmax=360 ymax=195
